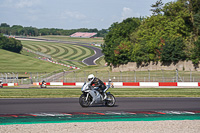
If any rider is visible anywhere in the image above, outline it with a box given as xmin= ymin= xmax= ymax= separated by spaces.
xmin=88 ymin=74 xmax=107 ymax=99
xmin=0 ymin=80 xmax=3 ymax=88
xmin=41 ymin=80 xmax=46 ymax=87
xmin=42 ymin=80 xmax=45 ymax=84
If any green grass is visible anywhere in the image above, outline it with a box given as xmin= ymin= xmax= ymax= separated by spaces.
xmin=21 ymin=40 xmax=94 ymax=68
xmin=38 ymin=35 xmax=104 ymax=44
xmin=0 ymin=88 xmax=200 ymax=98
xmin=0 ymin=49 xmax=67 ymax=72
xmin=95 ymin=56 xmax=106 ymax=66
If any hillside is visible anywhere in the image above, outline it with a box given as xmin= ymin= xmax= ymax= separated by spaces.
xmin=0 ymin=49 xmax=67 ymax=72
xmin=21 ymin=40 xmax=94 ymax=68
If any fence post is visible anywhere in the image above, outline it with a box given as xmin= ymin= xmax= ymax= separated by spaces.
xmin=73 ymin=71 xmax=76 ymax=82
xmin=176 ymin=69 xmax=178 ymax=82
xmin=120 ymin=71 xmax=122 ymax=82
xmin=190 ymin=69 xmax=192 ymax=82
xmin=1 ymin=73 xmax=3 ymax=82
xmin=17 ymin=73 xmax=18 ymax=84
xmin=5 ymin=73 xmax=7 ymax=83
xmin=37 ymin=72 xmax=38 ymax=82
xmin=30 ymin=72 xmax=33 ymax=84
xmin=162 ymin=69 xmax=164 ymax=82
xmin=63 ymin=71 xmax=65 ymax=82
xmin=134 ymin=70 xmax=136 ymax=82
xmin=127 ymin=71 xmax=128 ymax=82
xmin=148 ymin=70 xmax=150 ymax=82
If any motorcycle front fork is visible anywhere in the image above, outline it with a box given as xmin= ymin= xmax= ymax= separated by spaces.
xmin=85 ymin=93 xmax=89 ymax=101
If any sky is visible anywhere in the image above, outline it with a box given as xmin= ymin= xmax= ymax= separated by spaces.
xmin=0 ymin=0 xmax=173 ymax=30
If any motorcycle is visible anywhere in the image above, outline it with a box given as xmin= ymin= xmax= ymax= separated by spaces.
xmin=0 ymin=83 xmax=3 ymax=88
xmin=40 ymin=82 xmax=46 ymax=88
xmin=79 ymin=80 xmax=116 ymax=107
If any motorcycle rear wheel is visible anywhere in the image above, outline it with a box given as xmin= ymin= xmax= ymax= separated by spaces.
xmin=105 ymin=94 xmax=115 ymax=107
xmin=79 ymin=94 xmax=91 ymax=107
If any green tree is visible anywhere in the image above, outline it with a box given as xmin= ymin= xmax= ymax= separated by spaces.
xmin=191 ymin=37 xmax=200 ymax=64
xmin=150 ymin=0 xmax=164 ymax=15
xmin=134 ymin=0 xmax=192 ymax=63
xmin=194 ymin=11 xmax=200 ymax=36
xmin=160 ymin=37 xmax=186 ymax=62
xmin=0 ymin=23 xmax=10 ymax=27
xmin=11 ymin=25 xmax=23 ymax=35
xmin=102 ymin=18 xmax=141 ymax=66
xmin=0 ymin=34 xmax=23 ymax=53
xmin=131 ymin=43 xmax=150 ymax=63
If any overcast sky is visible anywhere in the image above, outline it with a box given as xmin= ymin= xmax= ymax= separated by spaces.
xmin=0 ymin=0 xmax=173 ymax=30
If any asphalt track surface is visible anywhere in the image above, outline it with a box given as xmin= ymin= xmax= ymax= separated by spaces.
xmin=0 ymin=98 xmax=200 ymax=114
xmin=16 ymin=37 xmax=104 ymax=65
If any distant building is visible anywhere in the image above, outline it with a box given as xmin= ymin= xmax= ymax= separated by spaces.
xmin=70 ymin=32 xmax=97 ymax=38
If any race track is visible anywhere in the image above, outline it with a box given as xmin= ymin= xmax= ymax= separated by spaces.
xmin=0 ymin=97 xmax=200 ymax=114
xmin=16 ymin=37 xmax=104 ymax=65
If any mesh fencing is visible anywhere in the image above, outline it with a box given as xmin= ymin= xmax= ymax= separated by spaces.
xmin=1 ymin=70 xmax=200 ymax=84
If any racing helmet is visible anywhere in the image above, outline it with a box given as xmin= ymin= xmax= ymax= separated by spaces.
xmin=88 ymin=74 xmax=94 ymax=82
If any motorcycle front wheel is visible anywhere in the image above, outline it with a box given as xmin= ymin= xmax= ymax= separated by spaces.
xmin=105 ymin=94 xmax=116 ymax=107
xmin=79 ymin=94 xmax=91 ymax=107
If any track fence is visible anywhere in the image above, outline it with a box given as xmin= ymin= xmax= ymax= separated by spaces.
xmin=60 ymin=69 xmax=200 ymax=83
xmin=1 ymin=69 xmax=200 ymax=84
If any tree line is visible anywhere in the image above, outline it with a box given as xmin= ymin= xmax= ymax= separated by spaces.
xmin=102 ymin=0 xmax=200 ymax=66
xmin=0 ymin=23 xmax=108 ymax=37
xmin=0 ymin=34 xmax=23 ymax=53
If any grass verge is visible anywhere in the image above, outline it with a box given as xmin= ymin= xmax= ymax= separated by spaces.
xmin=0 ymin=88 xmax=200 ymax=98
xmin=0 ymin=49 xmax=67 ymax=72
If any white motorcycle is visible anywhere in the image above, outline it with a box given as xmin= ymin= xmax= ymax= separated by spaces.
xmin=79 ymin=81 xmax=116 ymax=107
xmin=0 ymin=83 xmax=3 ymax=88
xmin=40 ymin=82 xmax=46 ymax=88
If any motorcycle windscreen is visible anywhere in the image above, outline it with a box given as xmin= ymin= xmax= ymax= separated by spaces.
xmin=81 ymin=83 xmax=88 ymax=91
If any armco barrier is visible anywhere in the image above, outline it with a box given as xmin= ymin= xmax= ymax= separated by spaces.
xmin=33 ymin=82 xmax=78 ymax=86
xmin=2 ymin=83 xmax=18 ymax=86
xmin=33 ymin=82 xmax=200 ymax=87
